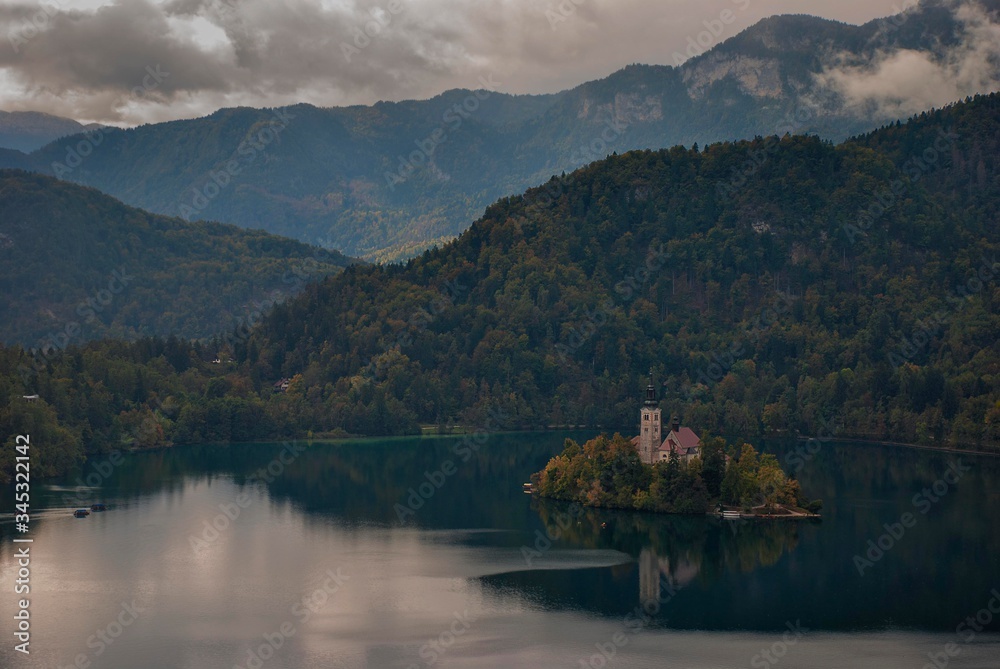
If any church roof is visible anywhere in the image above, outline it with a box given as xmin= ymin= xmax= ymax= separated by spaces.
xmin=658 ymin=427 xmax=701 ymax=455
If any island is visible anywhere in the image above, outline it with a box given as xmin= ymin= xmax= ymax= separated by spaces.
xmin=530 ymin=378 xmax=822 ymax=518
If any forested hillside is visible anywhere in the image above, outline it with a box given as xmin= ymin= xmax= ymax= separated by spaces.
xmin=0 ymin=170 xmax=354 ymax=346
xmin=234 ymin=93 xmax=1000 ymax=445
xmin=3 ymin=0 xmax=996 ymax=260
xmin=2 ymin=93 xmax=999 ymax=482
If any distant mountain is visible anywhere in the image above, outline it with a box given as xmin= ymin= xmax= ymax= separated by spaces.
xmin=0 ymin=147 xmax=31 ymax=171
xmin=3 ymin=0 xmax=999 ymax=261
xmin=0 ymin=170 xmax=355 ymax=347
xmin=3 ymin=92 xmax=999 ymax=480
xmin=0 ymin=110 xmax=96 ymax=152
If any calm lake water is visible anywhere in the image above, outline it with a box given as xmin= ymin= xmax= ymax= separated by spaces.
xmin=2 ymin=432 xmax=1000 ymax=668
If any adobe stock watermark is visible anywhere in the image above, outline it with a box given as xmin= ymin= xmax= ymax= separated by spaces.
xmin=715 ymin=90 xmax=838 ymax=200
xmin=233 ymin=568 xmax=350 ymax=669
xmin=385 ymin=75 xmax=501 ymax=190
xmin=394 ymin=407 xmax=509 ymax=523
xmin=219 ymin=290 xmax=286 ymax=352
xmin=669 ymin=0 xmax=754 ymax=66
xmin=218 ymin=247 xmax=342 ymax=352
xmin=178 ymin=107 xmax=294 ymax=221
xmin=56 ymin=600 xmax=146 ymax=669
xmin=341 ymin=0 xmax=405 ymax=62
xmin=784 ymin=415 xmax=838 ymax=474
xmin=874 ymin=0 xmax=919 ymax=35
xmin=888 ymin=255 xmax=999 ymax=368
xmin=853 ymin=459 xmax=971 ymax=575
xmin=922 ymin=589 xmax=1000 ymax=669
xmin=358 ymin=278 xmax=468 ymax=383
xmin=7 ymin=0 xmax=67 ymax=54
xmin=745 ymin=621 xmax=809 ymax=669
xmin=404 ymin=610 xmax=477 ymax=669
xmin=843 ymin=127 xmax=960 ymax=246
xmin=691 ymin=291 xmax=794 ymax=388
xmin=57 ymin=450 xmax=126 ymax=509
xmin=521 ymin=116 xmax=631 ymax=215
xmin=520 ymin=503 xmax=584 ymax=566
xmin=567 ymin=117 xmax=630 ymax=170
xmin=577 ymin=571 xmax=688 ymax=668
xmin=18 ymin=267 xmax=136 ymax=383
xmin=555 ymin=243 xmax=670 ymax=362
xmin=118 ymin=396 xmax=178 ymax=449
xmin=189 ymin=441 xmax=308 ymax=554
xmin=545 ymin=0 xmax=590 ymax=30
xmin=51 ymin=69 xmax=170 ymax=179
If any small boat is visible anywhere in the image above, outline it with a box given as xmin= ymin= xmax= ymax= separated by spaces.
xmin=73 ymin=509 xmax=91 ymax=518
xmin=721 ymin=510 xmax=741 ymax=520
xmin=91 ymin=503 xmax=107 ymax=512
xmin=522 ymin=482 xmax=534 ymax=494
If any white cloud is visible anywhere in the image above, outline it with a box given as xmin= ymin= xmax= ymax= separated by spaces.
xmin=816 ymin=2 xmax=1000 ymax=118
xmin=0 ymin=0 xmax=917 ymax=125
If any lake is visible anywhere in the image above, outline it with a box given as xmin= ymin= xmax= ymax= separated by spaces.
xmin=2 ymin=432 xmax=999 ymax=668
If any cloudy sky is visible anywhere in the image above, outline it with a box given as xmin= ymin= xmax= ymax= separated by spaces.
xmin=0 ymin=0 xmax=914 ymax=125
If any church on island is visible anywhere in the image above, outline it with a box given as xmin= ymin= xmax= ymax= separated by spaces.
xmin=631 ymin=376 xmax=701 ymax=465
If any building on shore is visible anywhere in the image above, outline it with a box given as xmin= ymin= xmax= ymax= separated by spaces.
xmin=630 ymin=375 xmax=701 ymax=465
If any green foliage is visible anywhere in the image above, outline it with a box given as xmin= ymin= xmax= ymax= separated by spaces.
xmin=720 ymin=443 xmax=803 ymax=512
xmin=231 ymin=93 xmax=1000 ymax=452
xmin=532 ymin=434 xmax=679 ymax=511
xmin=0 ymin=396 xmax=82 ymax=480
xmin=532 ymin=433 xmax=800 ymax=515
xmin=700 ymin=436 xmax=727 ymax=498
xmin=0 ymin=170 xmax=354 ymax=346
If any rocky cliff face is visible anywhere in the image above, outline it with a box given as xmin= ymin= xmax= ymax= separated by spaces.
xmin=683 ymin=55 xmax=786 ymax=100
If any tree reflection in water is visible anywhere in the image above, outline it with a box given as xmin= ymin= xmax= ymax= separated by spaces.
xmin=526 ymin=497 xmax=808 ymax=616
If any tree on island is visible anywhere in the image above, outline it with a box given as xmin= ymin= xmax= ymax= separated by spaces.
xmin=720 ymin=443 xmax=804 ymax=512
xmin=532 ymin=434 xmax=819 ymax=516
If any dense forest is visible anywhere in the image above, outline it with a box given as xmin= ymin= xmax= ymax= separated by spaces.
xmin=2 ymin=93 xmax=999 ymax=482
xmin=0 ymin=170 xmax=354 ymax=346
xmin=1 ymin=1 xmax=993 ymax=260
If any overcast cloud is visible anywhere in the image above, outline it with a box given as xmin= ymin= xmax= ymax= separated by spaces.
xmin=816 ymin=2 xmax=1000 ymax=117
xmin=0 ymin=0 xmax=924 ymax=124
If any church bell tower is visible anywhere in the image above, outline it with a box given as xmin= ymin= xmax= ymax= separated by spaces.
xmin=638 ymin=371 xmax=661 ymax=465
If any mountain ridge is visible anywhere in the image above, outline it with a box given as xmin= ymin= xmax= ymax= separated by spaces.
xmin=3 ymin=0 xmax=999 ymax=260
xmin=0 ymin=110 xmax=97 ymax=153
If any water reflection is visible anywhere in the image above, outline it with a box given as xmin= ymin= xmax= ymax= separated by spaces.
xmin=480 ymin=497 xmax=807 ymax=624
xmin=1 ymin=433 xmax=999 ymax=647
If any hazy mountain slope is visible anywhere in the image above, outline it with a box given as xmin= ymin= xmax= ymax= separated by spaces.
xmin=0 ymin=170 xmax=354 ymax=346
xmin=0 ymin=110 xmax=92 ymax=152
xmin=0 ymin=147 xmax=30 ymax=170
xmin=4 ymin=0 xmax=999 ymax=261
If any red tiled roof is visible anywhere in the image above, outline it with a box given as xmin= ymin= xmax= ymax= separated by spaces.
xmin=658 ymin=427 xmax=700 ymax=454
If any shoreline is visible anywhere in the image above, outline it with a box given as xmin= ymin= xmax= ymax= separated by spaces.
xmin=113 ymin=428 xmax=1000 ymax=458
xmin=530 ymin=494 xmax=823 ymax=521
xmin=39 ymin=428 xmax=997 ymax=484
xmin=795 ymin=433 xmax=1000 ymax=457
